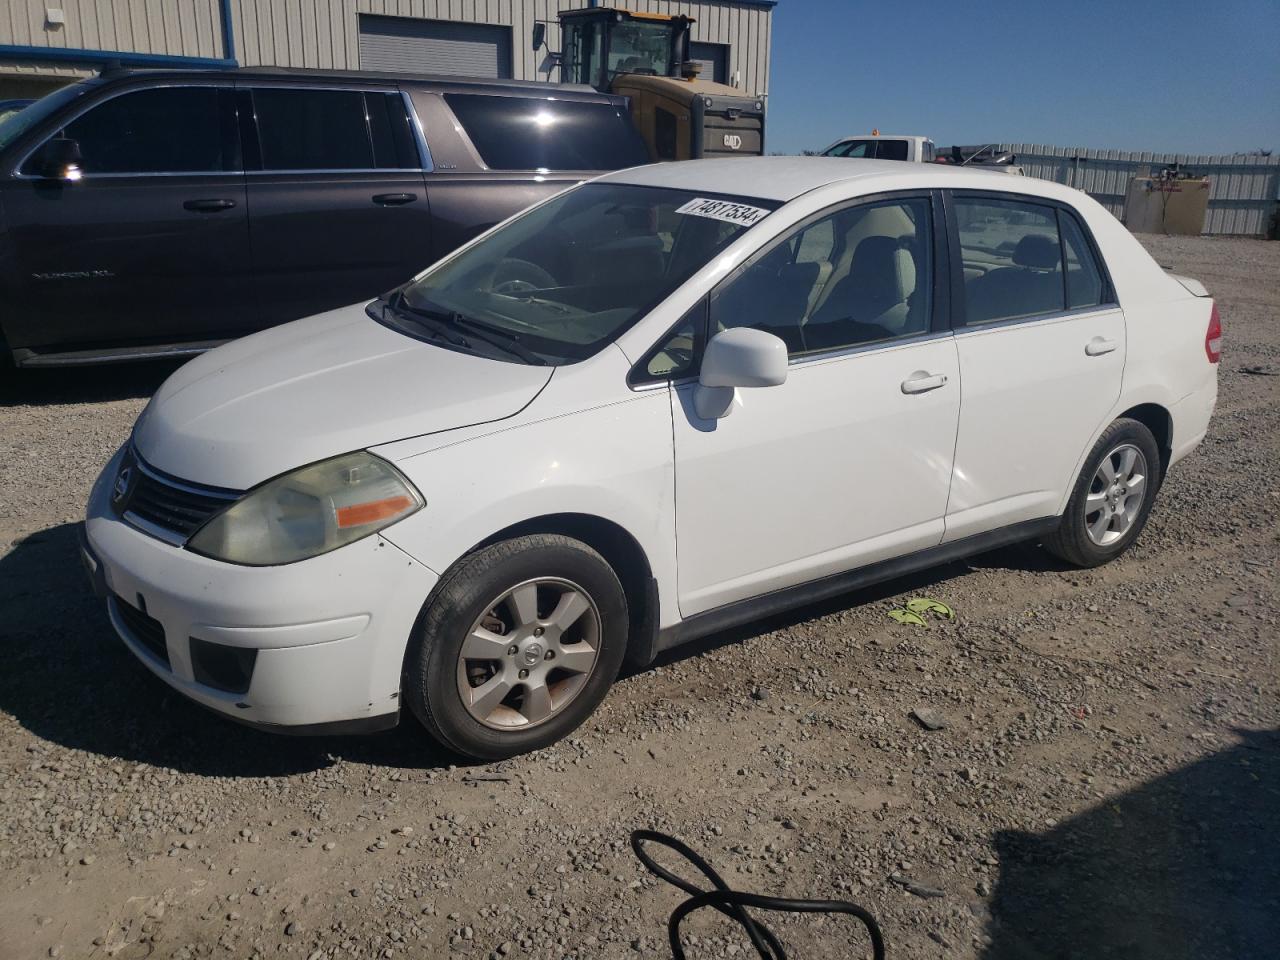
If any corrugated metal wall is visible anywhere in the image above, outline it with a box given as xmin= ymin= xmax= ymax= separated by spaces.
xmin=0 ymin=0 xmax=225 ymax=78
xmin=1 ymin=1 xmax=772 ymax=93
xmin=227 ymin=0 xmax=771 ymax=94
xmin=1003 ymin=144 xmax=1280 ymax=237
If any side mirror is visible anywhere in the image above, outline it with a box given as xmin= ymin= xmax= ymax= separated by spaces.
xmin=694 ymin=327 xmax=788 ymax=419
xmin=37 ymin=137 xmax=83 ymax=181
xmin=532 ymin=22 xmax=546 ymax=51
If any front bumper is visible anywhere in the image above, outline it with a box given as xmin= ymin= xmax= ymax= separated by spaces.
xmin=84 ymin=446 xmax=439 ymax=731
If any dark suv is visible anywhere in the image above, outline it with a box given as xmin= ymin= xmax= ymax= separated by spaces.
xmin=0 ymin=67 xmax=648 ymax=367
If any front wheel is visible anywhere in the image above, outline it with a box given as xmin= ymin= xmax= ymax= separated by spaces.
xmin=405 ymin=535 xmax=628 ymax=760
xmin=1044 ymin=418 xmax=1162 ymax=568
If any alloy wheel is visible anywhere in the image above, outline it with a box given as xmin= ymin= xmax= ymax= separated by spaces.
xmin=1084 ymin=443 xmax=1148 ymax=546
xmin=456 ymin=577 xmax=602 ymax=730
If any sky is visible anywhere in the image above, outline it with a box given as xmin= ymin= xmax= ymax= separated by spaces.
xmin=764 ymin=0 xmax=1280 ymax=156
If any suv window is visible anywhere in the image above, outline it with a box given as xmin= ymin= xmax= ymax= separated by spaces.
xmin=252 ymin=88 xmax=416 ymax=171
xmin=825 ymin=139 xmax=873 ymax=158
xmin=443 ymin=94 xmax=648 ymax=170
xmin=27 ymin=86 xmax=225 ymax=175
xmin=955 ymin=197 xmax=1065 ymax=324
xmin=713 ymin=197 xmax=934 ymax=357
xmin=876 ymin=139 xmax=909 ymax=161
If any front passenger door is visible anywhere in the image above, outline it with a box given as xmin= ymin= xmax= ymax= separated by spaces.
xmin=1 ymin=83 xmax=250 ymax=353
xmin=670 ymin=193 xmax=961 ymax=617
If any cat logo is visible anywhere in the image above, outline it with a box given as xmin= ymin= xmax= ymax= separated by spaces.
xmin=722 ymin=133 xmax=743 ymax=151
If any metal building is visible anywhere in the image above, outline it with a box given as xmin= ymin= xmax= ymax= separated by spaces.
xmin=0 ymin=1 xmax=775 ymax=99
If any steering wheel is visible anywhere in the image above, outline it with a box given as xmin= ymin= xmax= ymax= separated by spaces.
xmin=492 ymin=258 xmax=557 ymax=296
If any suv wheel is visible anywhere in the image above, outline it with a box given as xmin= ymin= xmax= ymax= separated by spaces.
xmin=1044 ymin=418 xmax=1162 ymax=568
xmin=405 ymin=534 xmax=628 ymax=760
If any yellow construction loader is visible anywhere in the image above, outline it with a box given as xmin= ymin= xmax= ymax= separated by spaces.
xmin=542 ymin=7 xmax=766 ymax=162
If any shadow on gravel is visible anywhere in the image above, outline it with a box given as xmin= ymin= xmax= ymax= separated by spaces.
xmin=0 ymin=359 xmax=184 ymax=407
xmin=0 ymin=523 xmax=457 ymax=776
xmin=983 ymin=728 xmax=1280 ymax=960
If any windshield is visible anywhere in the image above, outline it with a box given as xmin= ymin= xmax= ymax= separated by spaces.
xmin=0 ymin=81 xmax=95 ymax=153
xmin=607 ymin=20 xmax=677 ymax=82
xmin=395 ymin=183 xmax=777 ymax=364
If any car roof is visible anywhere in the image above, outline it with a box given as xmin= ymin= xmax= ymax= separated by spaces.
xmin=600 ymin=156 xmax=1075 ymax=204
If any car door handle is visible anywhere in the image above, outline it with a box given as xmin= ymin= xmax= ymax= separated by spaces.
xmin=901 ymin=371 xmax=949 ymax=395
xmin=183 ymin=198 xmax=236 ymax=212
xmin=372 ymin=192 xmax=418 ymax=206
xmin=1085 ymin=336 xmax=1118 ymax=356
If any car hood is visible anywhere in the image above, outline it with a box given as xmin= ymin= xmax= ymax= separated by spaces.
xmin=133 ymin=303 xmax=553 ymax=490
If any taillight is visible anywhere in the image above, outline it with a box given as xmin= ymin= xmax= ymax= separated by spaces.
xmin=1205 ymin=302 xmax=1222 ymax=363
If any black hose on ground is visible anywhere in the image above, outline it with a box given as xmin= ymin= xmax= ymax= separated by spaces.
xmin=631 ymin=829 xmax=886 ymax=960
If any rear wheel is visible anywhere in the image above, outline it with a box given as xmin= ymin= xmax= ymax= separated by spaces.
xmin=1044 ymin=418 xmax=1161 ymax=568
xmin=405 ymin=535 xmax=628 ymax=760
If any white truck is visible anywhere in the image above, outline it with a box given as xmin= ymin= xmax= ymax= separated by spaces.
xmin=820 ymin=133 xmax=1023 ymax=174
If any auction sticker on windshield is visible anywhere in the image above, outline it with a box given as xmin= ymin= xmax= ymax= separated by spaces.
xmin=675 ymin=197 xmax=771 ymax=227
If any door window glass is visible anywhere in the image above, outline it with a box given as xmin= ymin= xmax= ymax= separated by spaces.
xmin=875 ymin=139 xmax=909 ymax=161
xmin=38 ymin=86 xmax=224 ymax=174
xmin=443 ymin=94 xmax=648 ymax=170
xmin=955 ymin=198 xmax=1064 ymax=323
xmin=253 ymin=88 xmax=375 ymax=171
xmin=365 ymin=91 xmax=420 ymax=168
xmin=1059 ymin=210 xmax=1106 ymax=309
xmin=824 ymin=139 xmax=873 ymax=158
xmin=713 ymin=197 xmax=933 ymax=357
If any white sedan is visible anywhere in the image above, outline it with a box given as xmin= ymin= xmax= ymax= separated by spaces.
xmin=82 ymin=158 xmax=1220 ymax=759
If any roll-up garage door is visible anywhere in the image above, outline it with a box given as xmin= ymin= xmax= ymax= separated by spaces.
xmin=358 ymin=14 xmax=513 ymax=79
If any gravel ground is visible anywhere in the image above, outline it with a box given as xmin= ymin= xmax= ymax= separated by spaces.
xmin=1 ymin=234 xmax=1277 ymax=960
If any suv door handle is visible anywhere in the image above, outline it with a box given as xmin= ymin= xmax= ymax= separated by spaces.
xmin=372 ymin=192 xmax=418 ymax=206
xmin=901 ymin=371 xmax=949 ymax=395
xmin=183 ymin=198 xmax=236 ymax=212
xmin=1085 ymin=336 xmax=1118 ymax=356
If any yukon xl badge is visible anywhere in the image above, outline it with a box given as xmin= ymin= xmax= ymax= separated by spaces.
xmin=722 ymin=134 xmax=743 ymax=151
xmin=32 ymin=269 xmax=114 ymax=281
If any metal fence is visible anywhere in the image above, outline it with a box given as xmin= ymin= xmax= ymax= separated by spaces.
xmin=999 ymin=144 xmax=1280 ymax=237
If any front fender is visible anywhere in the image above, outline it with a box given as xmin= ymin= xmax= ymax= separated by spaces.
xmin=378 ymin=390 xmax=680 ymax=629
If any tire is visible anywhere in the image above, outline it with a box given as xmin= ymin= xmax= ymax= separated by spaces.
xmin=405 ymin=534 xmax=628 ymax=761
xmin=1044 ymin=418 xmax=1162 ymax=568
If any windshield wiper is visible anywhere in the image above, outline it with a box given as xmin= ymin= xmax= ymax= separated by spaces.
xmin=445 ymin=314 xmax=547 ymax=365
xmin=381 ymin=293 xmax=473 ymax=350
xmin=382 ymin=292 xmax=548 ymax=365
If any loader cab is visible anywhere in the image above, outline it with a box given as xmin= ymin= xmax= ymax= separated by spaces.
xmin=554 ymin=7 xmax=765 ymax=163
xmin=559 ymin=8 xmax=694 ymax=92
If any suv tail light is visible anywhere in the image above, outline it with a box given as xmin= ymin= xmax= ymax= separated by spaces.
xmin=1205 ymin=302 xmax=1222 ymax=363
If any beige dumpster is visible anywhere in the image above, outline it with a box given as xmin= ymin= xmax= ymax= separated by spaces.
xmin=1124 ymin=176 xmax=1211 ymax=235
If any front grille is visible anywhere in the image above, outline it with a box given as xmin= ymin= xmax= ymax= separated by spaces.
xmin=114 ymin=595 xmax=169 ymax=666
xmin=118 ymin=449 xmax=241 ymax=542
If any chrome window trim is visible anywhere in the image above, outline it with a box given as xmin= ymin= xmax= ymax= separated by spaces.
xmin=243 ymin=168 xmax=426 ymax=176
xmin=11 ymin=80 xmax=235 ymax=179
xmin=950 ymin=303 xmax=1121 ymax=336
xmin=787 ymin=327 xmax=955 ymax=367
xmin=13 ymin=82 xmax=434 ymax=179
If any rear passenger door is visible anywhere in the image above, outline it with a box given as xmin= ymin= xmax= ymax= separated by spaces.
xmin=241 ymin=84 xmax=432 ymax=327
xmin=942 ymin=192 xmax=1124 ymax=541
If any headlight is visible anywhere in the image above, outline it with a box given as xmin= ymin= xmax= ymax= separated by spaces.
xmin=188 ymin=451 xmax=423 ymax=566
